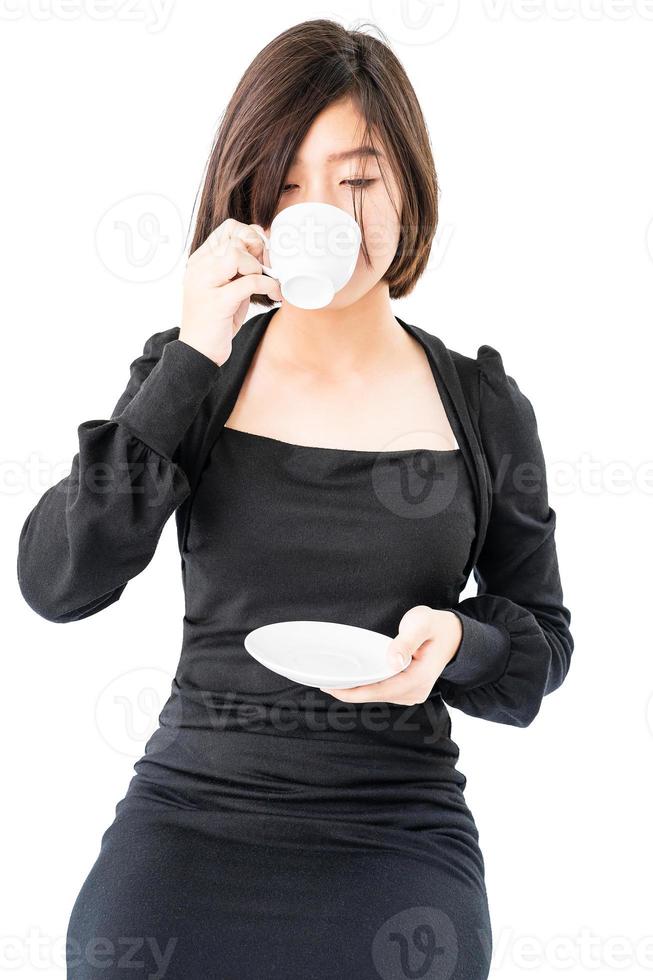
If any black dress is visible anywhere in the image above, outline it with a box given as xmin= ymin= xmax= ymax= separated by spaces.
xmin=17 ymin=312 xmax=574 ymax=980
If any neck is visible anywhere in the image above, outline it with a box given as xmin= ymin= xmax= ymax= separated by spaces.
xmin=262 ymin=282 xmax=408 ymax=376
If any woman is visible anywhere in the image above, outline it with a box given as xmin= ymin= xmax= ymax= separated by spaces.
xmin=17 ymin=19 xmax=574 ymax=980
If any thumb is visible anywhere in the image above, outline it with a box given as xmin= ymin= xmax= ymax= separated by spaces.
xmin=385 ymin=605 xmax=434 ymax=671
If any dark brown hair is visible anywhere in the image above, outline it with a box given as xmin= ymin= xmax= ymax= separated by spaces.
xmin=188 ymin=18 xmax=439 ymax=308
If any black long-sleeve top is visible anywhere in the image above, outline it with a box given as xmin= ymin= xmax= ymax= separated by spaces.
xmin=436 ymin=345 xmax=574 ymax=726
xmin=16 ymin=320 xmax=574 ymax=728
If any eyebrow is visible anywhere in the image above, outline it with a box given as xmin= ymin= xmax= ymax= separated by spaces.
xmin=291 ymin=146 xmax=385 ymax=166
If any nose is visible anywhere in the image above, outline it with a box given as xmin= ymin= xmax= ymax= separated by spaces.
xmin=287 ymin=175 xmax=345 ymax=213
xmin=296 ymin=192 xmax=340 ymax=209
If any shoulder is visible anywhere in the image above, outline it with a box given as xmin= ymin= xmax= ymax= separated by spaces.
xmin=448 ymin=340 xmax=543 ymax=460
xmin=444 ymin=339 xmax=550 ymax=507
xmin=470 ymin=344 xmax=538 ymax=431
xmin=445 ymin=340 xmax=534 ymax=425
xmin=470 ymin=346 xmax=547 ymax=495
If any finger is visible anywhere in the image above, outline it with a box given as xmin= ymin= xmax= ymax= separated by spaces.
xmin=320 ymin=662 xmax=418 ymax=703
xmin=188 ymin=240 xmax=266 ymax=289
xmin=385 ymin=605 xmax=435 ymax=671
xmin=218 ymin=272 xmax=282 ymax=310
xmin=233 ymin=293 xmax=253 ymax=333
xmin=192 ymin=218 xmax=239 ymax=261
xmin=200 ymin=219 xmax=267 ymax=265
xmin=231 ymin=224 xmax=269 ymax=263
xmin=211 ymin=241 xmax=265 ymax=287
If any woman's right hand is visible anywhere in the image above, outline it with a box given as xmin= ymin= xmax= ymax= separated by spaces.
xmin=179 ymin=218 xmax=282 ymax=367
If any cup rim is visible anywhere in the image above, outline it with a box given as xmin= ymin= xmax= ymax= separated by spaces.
xmin=271 ymin=200 xmax=360 ymax=231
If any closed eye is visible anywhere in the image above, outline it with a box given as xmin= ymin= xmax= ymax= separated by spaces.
xmin=281 ymin=179 xmax=377 ymax=193
xmin=343 ymin=178 xmax=377 ymax=188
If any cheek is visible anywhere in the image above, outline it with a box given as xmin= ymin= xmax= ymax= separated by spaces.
xmin=356 ymin=191 xmax=401 ymax=266
xmin=356 ymin=194 xmax=401 ymax=272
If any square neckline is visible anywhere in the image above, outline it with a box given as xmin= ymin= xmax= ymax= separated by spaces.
xmin=220 ymin=310 xmax=462 ymax=456
xmin=220 ymin=425 xmax=461 ymax=456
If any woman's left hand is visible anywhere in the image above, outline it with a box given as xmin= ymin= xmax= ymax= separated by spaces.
xmin=319 ymin=605 xmax=462 ymax=705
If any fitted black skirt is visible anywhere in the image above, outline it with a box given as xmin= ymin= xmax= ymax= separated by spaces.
xmin=66 ymin=723 xmax=492 ymax=980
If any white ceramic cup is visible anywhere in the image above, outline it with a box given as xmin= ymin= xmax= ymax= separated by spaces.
xmin=253 ymin=201 xmax=362 ymax=309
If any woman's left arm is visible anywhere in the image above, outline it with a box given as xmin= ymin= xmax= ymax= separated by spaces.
xmin=432 ymin=344 xmax=575 ymax=727
xmin=321 ymin=344 xmax=574 ymax=726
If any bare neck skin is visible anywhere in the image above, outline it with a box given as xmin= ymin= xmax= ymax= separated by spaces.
xmin=261 ymin=282 xmax=410 ymax=380
xmin=226 ymin=282 xmax=458 ymax=453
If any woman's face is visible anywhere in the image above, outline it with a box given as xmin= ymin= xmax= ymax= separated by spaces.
xmin=265 ymin=96 xmax=403 ymax=309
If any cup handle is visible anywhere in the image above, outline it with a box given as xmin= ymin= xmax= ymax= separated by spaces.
xmin=251 ymin=227 xmax=279 ymax=280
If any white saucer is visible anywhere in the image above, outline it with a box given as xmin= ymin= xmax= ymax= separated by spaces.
xmin=243 ymin=620 xmax=408 ymax=689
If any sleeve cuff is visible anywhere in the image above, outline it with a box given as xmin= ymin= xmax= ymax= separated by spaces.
xmin=438 ymin=609 xmax=512 ymax=687
xmin=112 ymin=338 xmax=221 ymax=459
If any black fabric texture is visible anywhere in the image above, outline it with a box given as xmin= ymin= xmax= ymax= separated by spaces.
xmin=17 ymin=312 xmax=573 ymax=979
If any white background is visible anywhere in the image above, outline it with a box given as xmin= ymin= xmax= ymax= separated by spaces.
xmin=2 ymin=2 xmax=652 ymax=977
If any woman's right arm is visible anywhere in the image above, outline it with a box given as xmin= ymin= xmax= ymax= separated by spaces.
xmin=16 ymin=218 xmax=281 ymax=624
xmin=16 ymin=331 xmax=221 ymax=623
